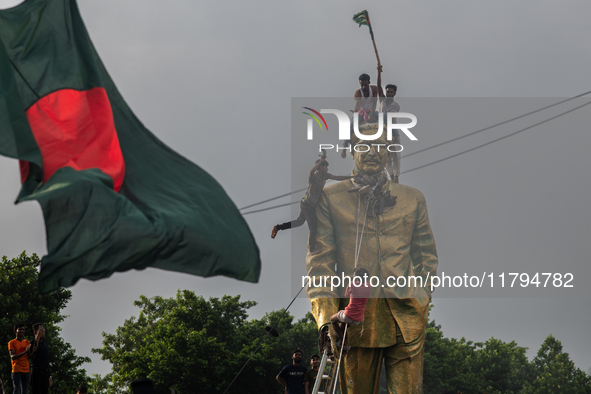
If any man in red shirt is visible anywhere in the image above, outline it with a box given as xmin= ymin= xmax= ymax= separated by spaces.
xmin=330 ymin=268 xmax=371 ymax=351
xmin=8 ymin=323 xmax=31 ymax=394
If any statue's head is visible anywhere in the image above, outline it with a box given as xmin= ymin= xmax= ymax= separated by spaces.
xmin=351 ymin=123 xmax=390 ymax=176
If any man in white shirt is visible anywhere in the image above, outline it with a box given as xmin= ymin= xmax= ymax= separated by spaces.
xmin=342 ymin=69 xmax=382 ymax=159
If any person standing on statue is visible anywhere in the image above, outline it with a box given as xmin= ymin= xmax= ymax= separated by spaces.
xmin=342 ymin=68 xmax=383 ymax=159
xmin=271 ymin=152 xmax=353 ymax=255
xmin=307 ymin=123 xmax=438 ymax=394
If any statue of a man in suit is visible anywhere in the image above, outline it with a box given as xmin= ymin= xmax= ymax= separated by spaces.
xmin=306 ymin=123 xmax=438 ymax=394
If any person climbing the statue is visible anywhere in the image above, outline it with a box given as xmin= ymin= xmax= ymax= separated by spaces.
xmin=271 ymin=151 xmax=353 ymax=255
xmin=329 ymin=267 xmax=371 ymax=354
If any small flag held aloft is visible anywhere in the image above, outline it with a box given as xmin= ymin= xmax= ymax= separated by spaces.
xmin=352 ymin=10 xmax=374 ymax=40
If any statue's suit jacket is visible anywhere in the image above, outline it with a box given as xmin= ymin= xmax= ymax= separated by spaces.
xmin=307 ymin=178 xmax=438 ymax=348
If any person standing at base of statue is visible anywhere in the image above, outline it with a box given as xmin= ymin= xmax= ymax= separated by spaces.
xmin=8 ymin=323 xmax=31 ymax=394
xmin=303 ymin=354 xmax=321 ymax=394
xmin=307 ymin=123 xmax=438 ymax=394
xmin=28 ymin=324 xmax=53 ymax=394
xmin=271 ymin=153 xmax=353 ymax=255
xmin=276 ymin=350 xmax=307 ymax=394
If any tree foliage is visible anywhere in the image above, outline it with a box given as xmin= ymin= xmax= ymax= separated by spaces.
xmin=423 ymin=315 xmax=589 ymax=394
xmin=93 ymin=294 xmax=591 ymax=394
xmin=92 ymin=291 xmax=318 ymax=394
xmin=522 ymin=334 xmax=591 ymax=394
xmin=0 ymin=252 xmax=91 ymax=393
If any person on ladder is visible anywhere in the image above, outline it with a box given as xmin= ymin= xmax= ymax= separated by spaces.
xmin=329 ymin=268 xmax=371 ymax=354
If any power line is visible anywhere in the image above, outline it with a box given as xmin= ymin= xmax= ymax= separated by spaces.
xmin=402 ymin=90 xmax=591 ymax=159
xmin=242 ymin=201 xmax=299 ymax=215
xmin=242 ymin=99 xmax=591 ymax=216
xmin=242 ymin=201 xmax=296 ymax=216
xmin=240 ymin=189 xmax=306 ymax=211
xmin=402 ymin=99 xmax=591 ymax=174
xmin=238 ymin=92 xmax=591 ymax=212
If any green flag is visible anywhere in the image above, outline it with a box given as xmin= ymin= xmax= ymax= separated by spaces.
xmin=352 ymin=10 xmax=374 ymax=40
xmin=0 ymin=0 xmax=260 ymax=293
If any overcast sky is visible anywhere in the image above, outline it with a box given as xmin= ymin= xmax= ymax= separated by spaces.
xmin=0 ymin=0 xmax=590 ymax=378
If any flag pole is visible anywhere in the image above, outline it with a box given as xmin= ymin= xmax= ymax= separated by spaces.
xmin=354 ymin=10 xmax=381 ymax=67
xmin=371 ymin=33 xmax=382 ymax=68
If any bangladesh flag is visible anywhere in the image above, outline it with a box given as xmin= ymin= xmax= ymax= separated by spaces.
xmin=0 ymin=0 xmax=260 ymax=293
xmin=352 ymin=10 xmax=374 ymax=40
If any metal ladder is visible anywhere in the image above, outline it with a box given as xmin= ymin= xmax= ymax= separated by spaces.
xmin=311 ymin=347 xmax=336 ymax=394
xmin=311 ymin=324 xmax=348 ymax=394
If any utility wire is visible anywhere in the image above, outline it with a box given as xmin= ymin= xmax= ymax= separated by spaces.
xmin=240 ymin=189 xmax=307 ymax=211
xmin=239 ymin=92 xmax=591 ymax=212
xmin=402 ymin=90 xmax=591 ymax=159
xmin=402 ymin=99 xmax=591 ymax=174
xmin=242 ymin=99 xmax=591 ymax=216
xmin=242 ymin=201 xmax=299 ymax=215
xmin=241 ymin=201 xmax=296 ymax=216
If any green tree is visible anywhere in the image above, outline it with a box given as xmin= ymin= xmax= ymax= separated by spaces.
xmin=0 ymin=252 xmax=91 ymax=393
xmin=92 ymin=291 xmax=318 ymax=394
xmin=472 ymin=337 xmax=531 ymax=394
xmin=89 ymin=373 xmax=123 ymax=394
xmin=522 ymin=335 xmax=591 ymax=394
xmin=423 ymin=319 xmax=480 ymax=394
xmin=423 ymin=314 xmax=531 ymax=394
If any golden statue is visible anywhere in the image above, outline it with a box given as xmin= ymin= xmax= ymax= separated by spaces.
xmin=306 ymin=123 xmax=438 ymax=394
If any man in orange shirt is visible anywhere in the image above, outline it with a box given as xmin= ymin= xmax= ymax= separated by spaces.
xmin=8 ymin=323 xmax=31 ymax=394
